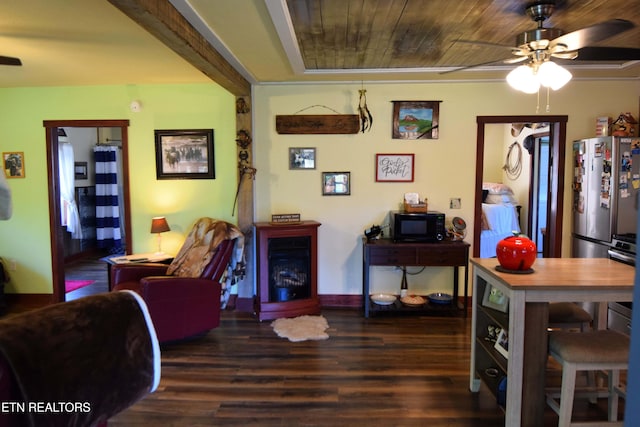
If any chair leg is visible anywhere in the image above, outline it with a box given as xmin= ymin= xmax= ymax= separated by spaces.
xmin=608 ymin=369 xmax=620 ymax=422
xmin=558 ymin=362 xmax=577 ymax=427
xmin=587 ymin=370 xmax=597 ymax=404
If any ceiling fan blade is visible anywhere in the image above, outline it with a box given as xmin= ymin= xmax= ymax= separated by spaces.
xmin=504 ymin=56 xmax=529 ymax=64
xmin=454 ymin=39 xmax=513 ymax=50
xmin=573 ymin=46 xmax=640 ymax=61
xmin=439 ymin=57 xmax=515 ymax=74
xmin=0 ymin=55 xmax=22 ymax=66
xmin=550 ymin=19 xmax=635 ymax=51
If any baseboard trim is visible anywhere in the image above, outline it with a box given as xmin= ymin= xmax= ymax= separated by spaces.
xmin=230 ymin=294 xmax=363 ymax=313
xmin=318 ymin=294 xmax=362 ymax=308
xmin=4 ymin=293 xmax=52 ymax=312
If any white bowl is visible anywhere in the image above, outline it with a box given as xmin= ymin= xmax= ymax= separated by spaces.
xmin=370 ymin=293 xmax=396 ymax=305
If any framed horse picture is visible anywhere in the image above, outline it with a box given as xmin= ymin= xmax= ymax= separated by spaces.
xmin=154 ymin=129 xmax=215 ymax=180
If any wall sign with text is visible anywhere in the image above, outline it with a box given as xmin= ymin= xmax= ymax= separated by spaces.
xmin=375 ymin=153 xmax=414 ymax=182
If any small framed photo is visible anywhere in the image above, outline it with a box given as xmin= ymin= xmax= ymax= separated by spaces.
xmin=3 ymin=152 xmax=25 ymax=178
xmin=482 ymin=284 xmax=509 ymax=313
xmin=154 ymin=129 xmax=215 ymax=180
xmin=74 ymin=162 xmax=88 ymax=180
xmin=494 ymin=328 xmax=509 ymax=359
xmin=375 ymin=153 xmax=414 ymax=182
xmin=322 ymin=172 xmax=350 ymax=196
xmin=289 ymin=147 xmax=316 ymax=170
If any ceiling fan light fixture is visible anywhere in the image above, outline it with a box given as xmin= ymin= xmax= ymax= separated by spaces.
xmin=507 ymin=65 xmax=540 ymax=94
xmin=507 ymin=60 xmax=571 ymax=93
xmin=538 ymin=61 xmax=572 ymax=90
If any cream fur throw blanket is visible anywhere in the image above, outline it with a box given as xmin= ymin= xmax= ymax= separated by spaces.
xmin=271 ymin=315 xmax=330 ymax=342
xmin=167 ymin=218 xmax=243 ymax=278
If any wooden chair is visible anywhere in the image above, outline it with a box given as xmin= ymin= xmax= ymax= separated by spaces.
xmin=546 ymin=330 xmax=628 ymax=427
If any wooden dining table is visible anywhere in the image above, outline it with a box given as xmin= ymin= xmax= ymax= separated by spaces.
xmin=469 ymin=257 xmax=635 ymax=427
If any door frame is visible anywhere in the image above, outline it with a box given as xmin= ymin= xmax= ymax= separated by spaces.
xmin=44 ymin=119 xmax=132 ymax=303
xmin=473 ymin=115 xmax=568 ymax=258
xmin=528 ymin=132 xmax=551 ymax=257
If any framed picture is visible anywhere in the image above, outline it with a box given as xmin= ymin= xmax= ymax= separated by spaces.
xmin=494 ymin=328 xmax=509 ymax=359
xmin=3 ymin=152 xmax=25 ymax=178
xmin=289 ymin=147 xmax=316 ymax=170
xmin=154 ymin=129 xmax=215 ymax=180
xmin=482 ymin=284 xmax=509 ymax=313
xmin=74 ymin=161 xmax=88 ymax=180
xmin=375 ymin=153 xmax=414 ymax=182
xmin=322 ymin=171 xmax=350 ymax=196
xmin=392 ymin=100 xmax=441 ymax=139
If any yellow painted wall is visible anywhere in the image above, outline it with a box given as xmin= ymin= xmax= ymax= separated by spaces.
xmin=0 ymin=83 xmax=236 ymax=294
xmin=1 ymin=79 xmax=638 ymax=298
xmin=254 ymin=79 xmax=640 ymax=296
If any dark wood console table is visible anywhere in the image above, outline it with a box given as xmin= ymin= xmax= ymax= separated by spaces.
xmin=362 ymin=238 xmax=470 ymax=317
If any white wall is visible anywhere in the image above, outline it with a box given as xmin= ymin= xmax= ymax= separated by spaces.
xmin=253 ymin=80 xmax=640 ymax=296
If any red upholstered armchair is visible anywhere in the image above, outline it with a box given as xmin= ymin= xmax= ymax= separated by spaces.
xmin=111 ymin=218 xmax=243 ymax=344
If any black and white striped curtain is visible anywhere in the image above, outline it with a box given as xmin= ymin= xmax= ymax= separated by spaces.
xmin=94 ymin=146 xmax=122 ymax=251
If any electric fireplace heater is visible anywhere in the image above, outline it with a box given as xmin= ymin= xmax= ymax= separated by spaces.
xmin=254 ymin=221 xmax=321 ymax=321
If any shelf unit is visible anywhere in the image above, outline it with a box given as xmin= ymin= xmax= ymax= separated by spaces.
xmin=473 ymin=276 xmax=509 ymax=402
xmin=362 ymin=238 xmax=469 ymax=317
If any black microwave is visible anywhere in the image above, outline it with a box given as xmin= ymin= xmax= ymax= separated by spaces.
xmin=390 ymin=211 xmax=446 ymax=242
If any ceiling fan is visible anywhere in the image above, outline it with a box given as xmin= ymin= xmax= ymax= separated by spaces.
xmin=0 ymin=55 xmax=21 ymax=66
xmin=452 ymin=1 xmax=640 ymax=72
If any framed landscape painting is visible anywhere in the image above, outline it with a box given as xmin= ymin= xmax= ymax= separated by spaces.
xmin=392 ymin=101 xmax=440 ymax=139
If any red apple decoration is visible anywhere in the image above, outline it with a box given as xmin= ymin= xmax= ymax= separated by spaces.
xmin=496 ymin=233 xmax=537 ymax=271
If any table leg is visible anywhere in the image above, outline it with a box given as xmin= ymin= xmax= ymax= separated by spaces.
xmin=453 ymin=266 xmax=459 ymax=309
xmin=106 ymin=263 xmax=113 ymax=291
xmin=521 ymin=302 xmax=549 ymax=427
xmin=463 ymin=263 xmax=469 ymax=316
xmin=363 ymin=259 xmax=370 ymax=318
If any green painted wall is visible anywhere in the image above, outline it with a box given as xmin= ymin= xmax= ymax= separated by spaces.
xmin=0 ymin=83 xmax=237 ymax=294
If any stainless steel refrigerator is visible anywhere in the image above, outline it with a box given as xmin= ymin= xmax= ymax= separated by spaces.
xmin=572 ymin=136 xmax=640 ymax=258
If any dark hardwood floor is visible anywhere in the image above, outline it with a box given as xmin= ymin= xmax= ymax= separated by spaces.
xmin=64 ymin=257 xmax=109 ymax=300
xmin=61 ymin=258 xmax=624 ymax=426
xmin=105 ymin=309 xmax=623 ymax=427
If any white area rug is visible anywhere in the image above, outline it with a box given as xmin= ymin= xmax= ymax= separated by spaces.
xmin=271 ymin=315 xmax=330 ymax=342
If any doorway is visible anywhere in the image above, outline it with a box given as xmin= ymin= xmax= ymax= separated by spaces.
xmin=44 ymin=120 xmax=132 ymax=303
xmin=473 ymin=115 xmax=568 ymax=258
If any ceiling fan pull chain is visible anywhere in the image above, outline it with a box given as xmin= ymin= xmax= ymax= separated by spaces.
xmin=536 ymin=89 xmax=541 ymax=114
xmin=546 ymin=87 xmax=551 ymax=113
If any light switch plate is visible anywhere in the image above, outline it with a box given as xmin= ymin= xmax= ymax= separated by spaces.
xmin=450 ymin=198 xmax=461 ymax=209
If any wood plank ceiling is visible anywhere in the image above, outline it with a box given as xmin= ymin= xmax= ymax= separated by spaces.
xmin=285 ymin=0 xmax=640 ymax=71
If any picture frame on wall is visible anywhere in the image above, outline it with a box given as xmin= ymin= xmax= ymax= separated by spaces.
xmin=482 ymin=284 xmax=509 ymax=313
xmin=289 ymin=147 xmax=316 ymax=170
xmin=3 ymin=151 xmax=25 ymax=178
xmin=375 ymin=153 xmax=414 ymax=182
xmin=322 ymin=171 xmax=350 ymax=196
xmin=154 ymin=129 xmax=215 ymax=180
xmin=74 ymin=162 xmax=88 ymax=180
xmin=392 ymin=100 xmax=441 ymax=139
